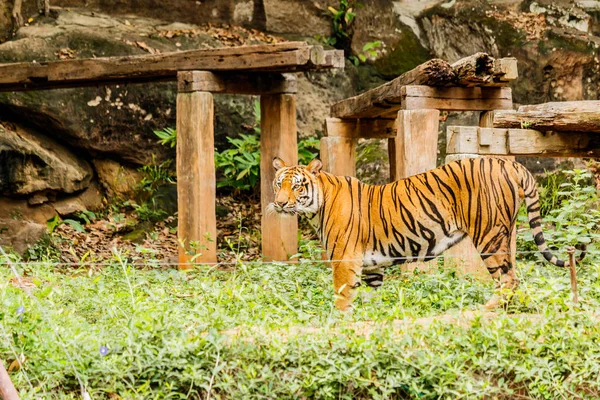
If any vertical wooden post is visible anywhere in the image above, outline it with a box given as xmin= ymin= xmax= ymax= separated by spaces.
xmin=320 ymin=137 xmax=356 ymax=177
xmin=261 ymin=94 xmax=298 ymax=261
xmin=389 ymin=109 xmax=440 ymax=181
xmin=389 ymin=109 xmax=439 ymax=272
xmin=443 ymin=111 xmax=498 ymax=279
xmin=176 ymin=88 xmax=217 ymax=268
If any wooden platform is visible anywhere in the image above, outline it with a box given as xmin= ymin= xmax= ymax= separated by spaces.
xmin=0 ymin=42 xmax=343 ymax=91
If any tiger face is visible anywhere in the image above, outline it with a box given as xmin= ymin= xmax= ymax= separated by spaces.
xmin=271 ymin=157 xmax=323 ymax=216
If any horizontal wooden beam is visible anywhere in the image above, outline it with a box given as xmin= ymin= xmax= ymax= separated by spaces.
xmin=400 ymin=86 xmax=513 ymax=112
xmin=447 ymin=126 xmax=600 ymax=157
xmin=177 ymin=71 xmax=297 ymax=94
xmin=324 ymin=117 xmax=396 ymax=139
xmin=518 ymin=100 xmax=600 ymax=113
xmin=330 ymin=54 xmax=517 ymax=119
xmin=0 ymin=42 xmax=343 ymax=92
xmin=493 ymin=110 xmax=600 ymax=132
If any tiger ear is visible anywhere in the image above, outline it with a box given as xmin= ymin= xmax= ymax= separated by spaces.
xmin=273 ymin=157 xmax=287 ymax=171
xmin=307 ymin=158 xmax=322 ymax=175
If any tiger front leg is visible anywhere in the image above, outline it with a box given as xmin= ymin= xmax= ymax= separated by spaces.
xmin=332 ymin=260 xmax=363 ymax=312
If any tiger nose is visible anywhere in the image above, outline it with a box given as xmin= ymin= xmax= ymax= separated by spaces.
xmin=274 ymin=200 xmax=287 ymax=207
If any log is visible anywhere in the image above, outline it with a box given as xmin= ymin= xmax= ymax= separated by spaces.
xmin=446 ymin=126 xmax=600 ymax=157
xmin=260 ymin=94 xmax=298 ymax=261
xmin=177 ymin=71 xmax=297 ymax=94
xmin=176 ymin=90 xmax=217 ymax=267
xmin=493 ymin=110 xmax=600 ymax=132
xmin=330 ymin=59 xmax=456 ymax=118
xmin=399 ymin=86 xmax=512 ymax=112
xmin=451 ymin=52 xmax=495 ymax=86
xmin=518 ymin=100 xmax=600 ymax=113
xmin=323 ymin=118 xmax=396 ymax=139
xmin=0 ymin=42 xmax=344 ymax=92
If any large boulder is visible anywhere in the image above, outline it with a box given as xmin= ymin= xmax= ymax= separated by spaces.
xmin=0 ymin=219 xmax=46 ymax=255
xmin=0 ymin=123 xmax=92 ymax=196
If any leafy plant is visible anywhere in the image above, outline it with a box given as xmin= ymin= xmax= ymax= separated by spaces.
xmin=215 ymin=133 xmax=261 ymax=192
xmin=348 ymin=40 xmax=382 ymax=66
xmin=136 ymin=158 xmax=176 ymax=196
xmin=153 ymin=127 xmax=177 ymax=148
xmin=327 ymin=0 xmax=360 ymax=48
xmin=298 ymin=136 xmax=320 ymax=166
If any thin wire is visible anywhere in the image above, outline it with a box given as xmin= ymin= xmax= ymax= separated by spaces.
xmin=0 ymin=249 xmax=590 ymax=267
xmin=0 ymin=245 xmax=89 ymax=399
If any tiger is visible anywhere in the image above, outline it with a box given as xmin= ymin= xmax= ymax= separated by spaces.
xmin=270 ymin=156 xmax=583 ymax=311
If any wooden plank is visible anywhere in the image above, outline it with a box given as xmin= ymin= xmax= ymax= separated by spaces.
xmin=494 ymin=110 xmax=600 ymax=132
xmin=519 ymin=100 xmax=600 ymax=112
xmin=389 ymin=109 xmax=439 ymax=273
xmin=446 ymin=126 xmax=600 ymax=157
xmin=320 ymin=137 xmax=357 ymax=177
xmin=494 ymin=57 xmax=518 ymax=81
xmin=324 ymin=118 xmax=396 ymax=139
xmin=0 ymin=42 xmax=343 ymax=92
xmin=451 ymin=52 xmax=495 ymax=87
xmin=177 ymin=91 xmax=217 ymax=267
xmin=261 ymin=94 xmax=298 ymax=261
xmin=402 ymin=86 xmax=513 ymax=111
xmin=177 ymin=71 xmax=297 ymax=94
xmin=330 ymin=59 xmax=456 ymax=119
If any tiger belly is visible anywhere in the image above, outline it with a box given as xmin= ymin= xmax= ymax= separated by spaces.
xmin=362 ymin=231 xmax=466 ymax=267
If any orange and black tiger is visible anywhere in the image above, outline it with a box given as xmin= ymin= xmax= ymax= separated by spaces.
xmin=270 ymin=156 xmax=582 ymax=311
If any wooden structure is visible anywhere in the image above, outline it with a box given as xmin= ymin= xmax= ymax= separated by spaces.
xmin=0 ymin=42 xmax=344 ymax=265
xmin=324 ymin=53 xmax=518 ymax=274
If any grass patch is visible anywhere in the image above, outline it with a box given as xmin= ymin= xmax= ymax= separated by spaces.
xmin=2 ymin=247 xmax=600 ymax=399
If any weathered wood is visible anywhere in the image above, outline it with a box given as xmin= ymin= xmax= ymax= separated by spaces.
xmin=330 ymin=59 xmax=456 ymax=118
xmin=518 ymin=100 xmax=600 ymax=113
xmin=324 ymin=118 xmax=396 ymax=139
xmin=0 ymin=359 xmax=19 ymax=400
xmin=446 ymin=126 xmax=600 ymax=157
xmin=389 ymin=109 xmax=439 ymax=273
xmin=11 ymin=0 xmax=23 ymax=36
xmin=493 ymin=57 xmax=518 ymax=81
xmin=177 ymin=71 xmax=297 ymax=94
xmin=451 ymin=52 xmax=495 ymax=86
xmin=261 ymin=94 xmax=298 ymax=261
xmin=0 ymin=42 xmax=343 ymax=92
xmin=177 ymin=90 xmax=217 ymax=267
xmin=494 ymin=110 xmax=600 ymax=132
xmin=401 ymin=86 xmax=513 ymax=112
xmin=320 ymin=137 xmax=357 ymax=177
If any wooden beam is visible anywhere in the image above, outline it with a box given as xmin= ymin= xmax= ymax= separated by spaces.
xmin=446 ymin=126 xmax=600 ymax=157
xmin=389 ymin=109 xmax=440 ymax=272
xmin=389 ymin=109 xmax=440 ymax=182
xmin=493 ymin=110 xmax=600 ymax=132
xmin=320 ymin=137 xmax=357 ymax=177
xmin=518 ymin=100 xmax=600 ymax=112
xmin=0 ymin=42 xmax=343 ymax=92
xmin=330 ymin=59 xmax=456 ymax=118
xmin=451 ymin=52 xmax=495 ymax=87
xmin=401 ymin=86 xmax=513 ymax=112
xmin=177 ymin=71 xmax=297 ymax=94
xmin=176 ymin=90 xmax=217 ymax=267
xmin=261 ymin=94 xmax=298 ymax=261
xmin=324 ymin=118 xmax=396 ymax=139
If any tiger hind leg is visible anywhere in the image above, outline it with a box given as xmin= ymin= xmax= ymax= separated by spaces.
xmin=478 ymin=236 xmax=520 ymax=309
xmin=360 ymin=265 xmax=384 ymax=302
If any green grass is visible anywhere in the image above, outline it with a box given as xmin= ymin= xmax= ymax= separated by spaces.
xmin=1 ymin=247 xmax=600 ymax=399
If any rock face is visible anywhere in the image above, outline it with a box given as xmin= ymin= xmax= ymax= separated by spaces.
xmin=0 ymin=219 xmax=46 ymax=255
xmin=0 ymin=123 xmax=92 ymax=196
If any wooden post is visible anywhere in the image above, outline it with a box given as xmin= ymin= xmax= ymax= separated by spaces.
xmin=0 ymin=359 xmax=19 ymax=400
xmin=389 ymin=109 xmax=440 ymax=271
xmin=261 ymin=94 xmax=298 ymax=261
xmin=443 ymin=111 xmax=496 ymax=279
xmin=176 ymin=88 xmax=217 ymax=267
xmin=320 ymin=136 xmax=356 ymax=177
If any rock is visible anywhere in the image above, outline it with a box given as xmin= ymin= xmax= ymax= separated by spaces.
xmin=121 ymin=221 xmax=155 ymax=243
xmin=53 ymin=183 xmax=103 ymax=217
xmin=93 ymin=159 xmax=142 ymax=201
xmin=263 ymin=0 xmax=332 ymax=35
xmin=0 ymin=219 xmax=46 ymax=255
xmin=0 ymin=123 xmax=93 ymax=196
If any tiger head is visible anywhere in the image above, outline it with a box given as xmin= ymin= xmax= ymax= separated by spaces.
xmin=270 ymin=157 xmax=323 ymax=216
